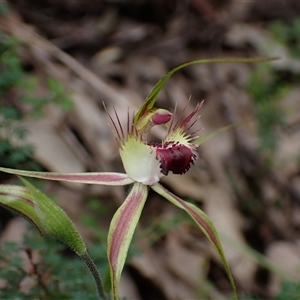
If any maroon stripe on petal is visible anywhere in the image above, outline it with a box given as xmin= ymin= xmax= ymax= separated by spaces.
xmin=12 ymin=172 xmax=133 ymax=185
xmin=175 ymin=194 xmax=217 ymax=245
xmin=107 ymin=183 xmax=148 ymax=300
xmin=0 ymin=168 xmax=133 ymax=185
xmin=41 ymin=173 xmax=127 ymax=183
xmin=153 ymin=184 xmax=218 ymax=246
xmin=109 ymin=186 xmax=145 ymax=270
xmin=152 ymin=183 xmax=238 ymax=299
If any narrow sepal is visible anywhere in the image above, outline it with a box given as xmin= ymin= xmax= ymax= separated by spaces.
xmin=0 ymin=178 xmax=86 ymax=255
xmin=0 ymin=167 xmax=134 ymax=186
xmin=194 ymin=122 xmax=248 ymax=146
xmin=134 ymin=57 xmax=277 ymax=123
xmin=107 ymin=182 xmax=148 ymax=300
xmin=151 ymin=183 xmax=238 ymax=299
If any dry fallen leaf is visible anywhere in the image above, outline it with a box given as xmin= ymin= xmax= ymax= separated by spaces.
xmin=204 ymin=186 xmax=257 ymax=289
xmin=266 ymin=241 xmax=300 ymax=297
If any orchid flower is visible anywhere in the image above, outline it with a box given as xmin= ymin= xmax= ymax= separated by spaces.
xmin=0 ymin=57 xmax=276 ymax=299
xmin=1 ymin=100 xmax=235 ymax=300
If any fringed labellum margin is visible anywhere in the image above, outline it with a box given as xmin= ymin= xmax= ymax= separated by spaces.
xmin=107 ymin=102 xmax=202 ymax=185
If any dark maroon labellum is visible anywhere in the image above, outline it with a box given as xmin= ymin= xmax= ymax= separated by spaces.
xmin=155 ymin=142 xmax=197 ymax=176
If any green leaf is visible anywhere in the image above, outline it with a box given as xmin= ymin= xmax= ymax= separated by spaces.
xmin=152 ymin=183 xmax=239 ymax=300
xmin=107 ymin=182 xmax=148 ymax=300
xmin=0 ymin=178 xmax=86 ymax=255
xmin=134 ymin=57 xmax=278 ymax=123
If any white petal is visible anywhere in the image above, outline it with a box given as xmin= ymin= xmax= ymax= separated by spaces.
xmin=119 ymin=136 xmax=162 ymax=185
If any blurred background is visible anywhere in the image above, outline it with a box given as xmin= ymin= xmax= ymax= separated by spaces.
xmin=1 ymin=0 xmax=300 ymax=299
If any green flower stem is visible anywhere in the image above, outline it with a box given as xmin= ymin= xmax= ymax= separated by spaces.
xmin=81 ymin=251 xmax=109 ymax=300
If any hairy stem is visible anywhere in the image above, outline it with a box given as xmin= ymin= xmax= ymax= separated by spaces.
xmin=81 ymin=251 xmax=109 ymax=300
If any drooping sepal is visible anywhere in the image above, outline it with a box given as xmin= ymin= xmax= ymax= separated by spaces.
xmin=151 ymin=183 xmax=238 ymax=300
xmin=107 ymin=182 xmax=148 ymax=300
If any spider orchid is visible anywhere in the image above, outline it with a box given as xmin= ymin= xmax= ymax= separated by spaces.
xmin=0 ymin=57 xmax=275 ymax=299
xmin=1 ymin=101 xmax=236 ymax=300
xmin=110 ymin=100 xmax=200 ymax=184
